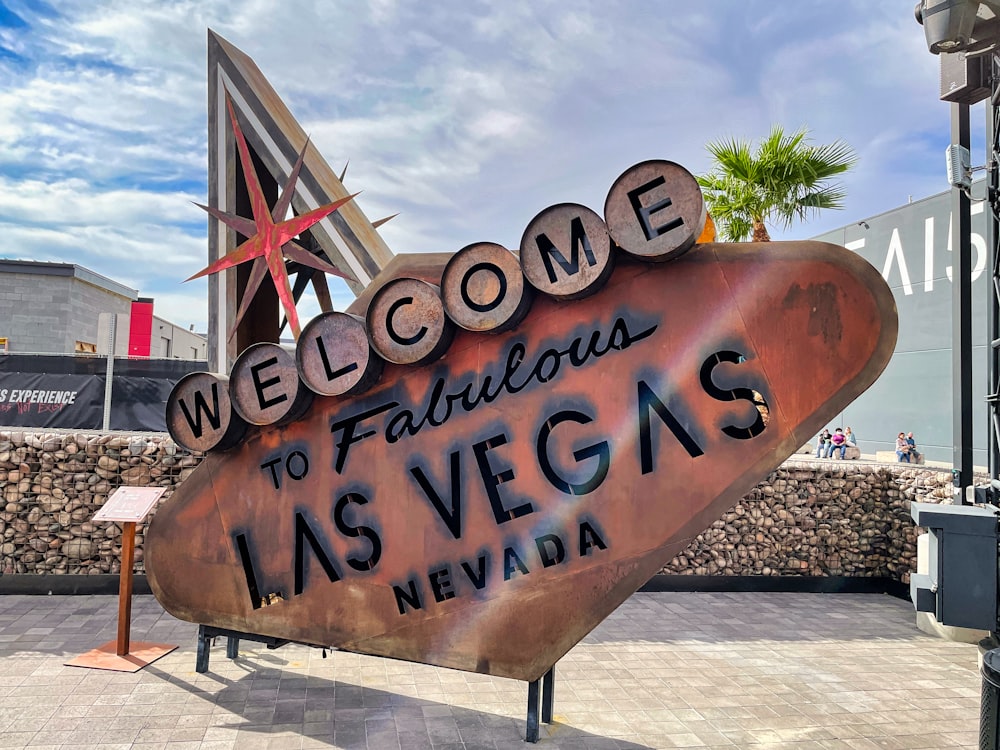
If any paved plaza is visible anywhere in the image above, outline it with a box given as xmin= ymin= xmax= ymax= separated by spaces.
xmin=0 ymin=590 xmax=982 ymax=749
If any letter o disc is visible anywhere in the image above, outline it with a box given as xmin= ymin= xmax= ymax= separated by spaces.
xmin=519 ymin=203 xmax=614 ymax=300
xmin=604 ymin=160 xmax=706 ymax=262
xmin=230 ymin=343 xmax=313 ymax=426
xmin=297 ymin=312 xmax=384 ymax=396
xmin=441 ymin=242 xmax=533 ymax=333
xmin=367 ymin=278 xmax=455 ymax=365
xmin=166 ymin=372 xmax=247 ymax=452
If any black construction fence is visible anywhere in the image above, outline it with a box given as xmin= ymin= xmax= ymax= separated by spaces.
xmin=0 ymin=354 xmax=207 ymax=432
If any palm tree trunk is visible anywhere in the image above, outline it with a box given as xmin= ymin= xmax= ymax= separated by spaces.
xmin=752 ymin=220 xmax=770 ymax=242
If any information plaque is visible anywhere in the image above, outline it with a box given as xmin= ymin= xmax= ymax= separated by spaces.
xmin=67 ymin=485 xmax=175 ymax=672
xmin=93 ymin=486 xmax=167 ymax=523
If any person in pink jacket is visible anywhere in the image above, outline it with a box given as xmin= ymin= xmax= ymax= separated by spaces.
xmin=830 ymin=427 xmax=847 ymax=459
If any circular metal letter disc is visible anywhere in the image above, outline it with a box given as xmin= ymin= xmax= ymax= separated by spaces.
xmin=441 ymin=242 xmax=532 ymax=332
xmin=230 ymin=343 xmax=310 ymax=426
xmin=604 ymin=160 xmax=706 ymax=262
xmin=366 ymin=278 xmax=454 ymax=365
xmin=519 ymin=203 xmax=614 ymax=300
xmin=166 ymin=372 xmax=246 ymax=452
xmin=297 ymin=312 xmax=383 ymax=396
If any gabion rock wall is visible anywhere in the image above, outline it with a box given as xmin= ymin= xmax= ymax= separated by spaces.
xmin=661 ymin=459 xmax=956 ymax=584
xmin=0 ymin=431 xmax=956 ymax=582
xmin=0 ymin=431 xmax=201 ymax=575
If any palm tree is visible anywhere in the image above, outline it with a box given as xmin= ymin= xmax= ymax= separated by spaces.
xmin=697 ymin=126 xmax=856 ymax=242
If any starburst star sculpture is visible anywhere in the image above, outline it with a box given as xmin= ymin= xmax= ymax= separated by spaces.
xmin=187 ymin=95 xmax=357 ymax=340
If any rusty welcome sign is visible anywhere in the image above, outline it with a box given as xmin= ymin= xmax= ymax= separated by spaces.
xmin=147 ymin=159 xmax=897 ymax=683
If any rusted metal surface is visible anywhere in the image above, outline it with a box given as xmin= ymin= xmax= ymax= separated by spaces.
xmin=605 ymin=160 xmax=706 ymax=262
xmin=519 ymin=203 xmax=615 ymax=299
xmin=441 ymin=242 xmax=533 ymax=333
xmin=297 ymin=312 xmax=384 ymax=397
xmin=230 ymin=343 xmax=313 ymax=426
xmin=148 ymin=240 xmax=897 ymax=682
xmin=166 ymin=372 xmax=246 ymax=452
xmin=366 ymin=278 xmax=455 ymax=365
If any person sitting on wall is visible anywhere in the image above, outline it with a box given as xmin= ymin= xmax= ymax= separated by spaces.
xmin=843 ymin=427 xmax=860 ymax=459
xmin=815 ymin=429 xmax=832 ymax=458
xmin=895 ymin=432 xmax=911 ymax=462
xmin=906 ymin=432 xmax=922 ymax=463
xmin=830 ymin=427 xmax=847 ymax=459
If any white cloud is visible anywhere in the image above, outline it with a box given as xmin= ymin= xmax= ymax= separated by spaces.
xmin=0 ymin=0 xmax=962 ymax=333
xmin=0 ymin=177 xmax=202 ymax=225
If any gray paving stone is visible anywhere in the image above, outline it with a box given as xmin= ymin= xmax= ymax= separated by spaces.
xmin=0 ymin=592 xmax=984 ymax=748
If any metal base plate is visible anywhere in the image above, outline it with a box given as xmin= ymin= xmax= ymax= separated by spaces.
xmin=65 ymin=641 xmax=177 ymax=673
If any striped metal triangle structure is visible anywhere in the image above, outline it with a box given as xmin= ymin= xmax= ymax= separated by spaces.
xmin=206 ymin=30 xmax=394 ymax=370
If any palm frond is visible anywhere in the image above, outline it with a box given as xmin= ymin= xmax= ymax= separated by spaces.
xmin=697 ymin=125 xmax=856 ymax=241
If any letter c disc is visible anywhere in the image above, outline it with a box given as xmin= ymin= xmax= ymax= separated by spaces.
xmin=367 ymin=278 xmax=455 ymax=365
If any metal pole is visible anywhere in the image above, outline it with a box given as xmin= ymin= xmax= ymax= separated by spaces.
xmin=102 ymin=314 xmax=116 ymax=431
xmin=952 ymin=102 xmax=974 ymax=502
xmin=987 ymin=60 xmax=1000 ymax=492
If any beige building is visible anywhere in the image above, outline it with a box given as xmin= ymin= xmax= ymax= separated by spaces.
xmin=1 ymin=259 xmax=205 ymax=360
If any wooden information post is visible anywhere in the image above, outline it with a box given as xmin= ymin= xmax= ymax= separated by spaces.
xmin=67 ymin=487 xmax=177 ymax=672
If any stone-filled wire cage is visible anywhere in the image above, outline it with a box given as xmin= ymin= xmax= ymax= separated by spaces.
xmin=661 ymin=460 xmax=959 ymax=583
xmin=0 ymin=430 xmax=203 ymax=575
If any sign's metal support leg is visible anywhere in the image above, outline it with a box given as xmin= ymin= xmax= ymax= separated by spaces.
xmin=195 ymin=625 xmax=211 ymax=673
xmin=226 ymin=636 xmax=240 ymax=659
xmin=525 ymin=664 xmax=556 ymax=743
xmin=526 ymin=676 xmax=540 ymax=743
xmin=541 ymin=665 xmax=555 ymax=724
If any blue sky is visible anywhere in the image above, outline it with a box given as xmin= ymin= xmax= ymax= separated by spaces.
xmin=0 ymin=0 xmax=964 ymax=331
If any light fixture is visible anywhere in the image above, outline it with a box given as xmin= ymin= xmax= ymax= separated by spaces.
xmin=915 ymin=0 xmax=1000 ymax=54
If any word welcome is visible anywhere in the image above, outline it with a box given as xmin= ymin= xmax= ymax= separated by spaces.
xmin=166 ymin=159 xmax=707 ymax=453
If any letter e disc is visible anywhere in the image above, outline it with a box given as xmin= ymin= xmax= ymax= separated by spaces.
xmin=604 ymin=160 xmax=706 ymax=262
xmin=230 ymin=343 xmax=313 ymax=426
xmin=442 ymin=242 xmax=533 ymax=333
xmin=297 ymin=312 xmax=384 ymax=396
xmin=166 ymin=372 xmax=247 ymax=452
xmin=519 ymin=203 xmax=614 ymax=300
xmin=367 ymin=278 xmax=455 ymax=365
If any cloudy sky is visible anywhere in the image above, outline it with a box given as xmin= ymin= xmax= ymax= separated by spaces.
xmin=0 ymin=0 xmax=966 ymax=331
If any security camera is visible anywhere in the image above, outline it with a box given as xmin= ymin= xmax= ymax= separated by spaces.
xmin=915 ymin=0 xmax=1000 ymax=54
